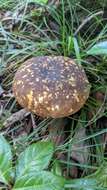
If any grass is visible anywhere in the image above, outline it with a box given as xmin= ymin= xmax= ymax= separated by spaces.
xmin=0 ymin=0 xmax=107 ymax=189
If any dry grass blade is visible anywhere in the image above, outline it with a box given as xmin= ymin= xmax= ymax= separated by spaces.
xmin=0 ymin=85 xmax=4 ymax=96
xmin=74 ymin=11 xmax=104 ymax=36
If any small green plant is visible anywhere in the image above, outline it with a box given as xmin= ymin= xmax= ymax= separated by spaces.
xmin=0 ymin=135 xmax=65 ymax=190
xmin=1 ymin=134 xmax=107 ymax=190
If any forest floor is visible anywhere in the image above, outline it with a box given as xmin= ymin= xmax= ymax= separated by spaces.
xmin=0 ymin=0 xmax=107 ymax=189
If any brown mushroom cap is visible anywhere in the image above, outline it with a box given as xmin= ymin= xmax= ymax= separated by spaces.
xmin=13 ymin=56 xmax=90 ymax=118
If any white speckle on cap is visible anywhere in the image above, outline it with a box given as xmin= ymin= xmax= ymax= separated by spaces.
xmin=34 ymin=100 xmax=38 ymax=107
xmin=69 ymin=108 xmax=73 ymax=113
xmin=17 ymin=80 xmax=22 ymax=84
xmin=73 ymin=92 xmax=80 ymax=102
xmin=55 ymin=105 xmax=59 ymax=110
xmin=47 ymin=107 xmax=51 ymax=111
xmin=51 ymin=107 xmax=55 ymax=111
xmin=38 ymin=96 xmax=44 ymax=103
xmin=66 ymin=95 xmax=69 ymax=99
xmin=27 ymin=69 xmax=31 ymax=72
xmin=27 ymin=90 xmax=33 ymax=108
xmin=48 ymin=94 xmax=53 ymax=98
xmin=74 ymin=89 xmax=77 ymax=93
xmin=69 ymin=76 xmax=75 ymax=82
xmin=36 ymin=78 xmax=39 ymax=82
xmin=22 ymin=75 xmax=27 ymax=78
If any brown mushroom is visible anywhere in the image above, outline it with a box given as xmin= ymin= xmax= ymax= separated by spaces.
xmin=13 ymin=56 xmax=90 ymax=118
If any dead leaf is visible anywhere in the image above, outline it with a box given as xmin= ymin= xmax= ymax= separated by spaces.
xmin=3 ymin=108 xmax=30 ymax=128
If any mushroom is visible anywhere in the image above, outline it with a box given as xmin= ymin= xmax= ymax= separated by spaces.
xmin=13 ymin=56 xmax=90 ymax=118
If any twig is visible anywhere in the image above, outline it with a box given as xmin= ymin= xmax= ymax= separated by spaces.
xmin=74 ymin=11 xmax=104 ymax=36
xmin=3 ymin=108 xmax=30 ymax=128
xmin=31 ymin=113 xmax=37 ymax=129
